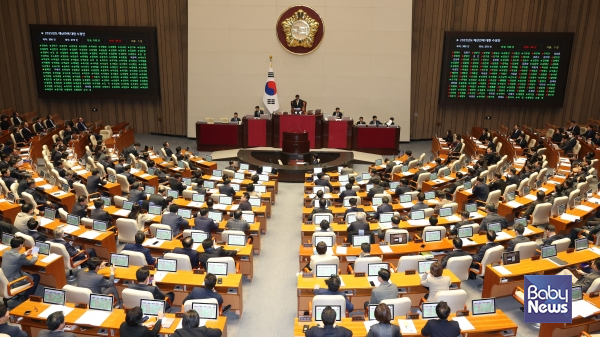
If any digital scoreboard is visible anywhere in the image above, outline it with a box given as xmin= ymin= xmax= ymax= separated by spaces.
xmin=439 ymin=32 xmax=574 ymax=107
xmin=29 ymin=25 xmax=160 ymax=100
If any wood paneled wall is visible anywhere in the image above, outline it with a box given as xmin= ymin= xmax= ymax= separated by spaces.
xmin=411 ymin=0 xmax=600 ymax=140
xmin=0 ymin=0 xmax=187 ymax=135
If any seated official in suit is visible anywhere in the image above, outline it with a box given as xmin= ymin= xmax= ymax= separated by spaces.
xmin=338 ymin=183 xmax=357 ymax=201
xmin=472 ymin=176 xmax=490 ymax=203
xmin=367 ymin=269 xmax=397 ymax=307
xmin=171 ymin=310 xmax=222 ymax=337
xmin=567 ymin=120 xmax=581 ymax=135
xmin=560 ymin=135 xmax=577 ymax=153
xmin=77 ymin=257 xmax=121 ymax=307
xmin=218 ymin=179 xmax=235 ymax=197
xmin=556 ymin=259 xmax=600 ymax=293
xmin=488 ymin=172 xmax=507 ymax=195
xmin=369 ymin=115 xmax=382 ymax=126
xmin=304 ymin=306 xmax=352 ymax=337
xmin=340 ymin=163 xmax=353 ymax=176
xmin=344 ymin=197 xmax=364 ymax=218
xmin=184 ymin=273 xmax=223 ymax=305
xmin=162 ymin=204 xmax=189 ymax=236
xmin=421 ymin=301 xmax=460 ymax=337
xmin=506 ymin=223 xmax=530 ymax=252
xmin=87 ymin=168 xmax=107 ymax=194
xmin=128 ymin=267 xmax=175 ymax=309
xmin=308 ymin=198 xmax=332 ymax=222
xmin=539 ymin=224 xmax=564 ymax=249
xmin=120 ymin=306 xmax=163 ymax=337
xmin=162 ymin=142 xmax=174 ymax=158
xmin=39 ymin=311 xmax=75 ymax=337
xmin=411 ymin=193 xmax=429 ymax=211
xmin=375 ymin=196 xmax=393 ymax=219
xmin=314 ymin=275 xmax=354 ymax=312
xmin=314 ymin=172 xmax=334 ymax=193
xmin=290 ymin=94 xmax=306 ymax=114
xmin=90 ymin=199 xmax=113 ymax=222
xmin=420 ymin=262 xmax=451 ymax=301
xmin=230 ymin=112 xmax=241 ymax=123
xmin=237 ymin=192 xmax=253 ymax=211
xmin=173 ymin=237 xmax=201 ymax=268
xmin=347 ymin=212 xmax=371 ymax=241
xmin=506 ymin=167 xmax=520 ymax=186
xmin=470 ymin=231 xmax=499 ymax=275
xmin=412 ymin=161 xmax=428 ymax=182
xmin=307 ymin=241 xmax=332 ymax=271
xmin=441 ymin=237 xmax=470 ymax=268
xmin=194 ymin=208 xmax=219 ymax=237
xmin=522 ymin=190 xmax=545 ymax=220
xmin=0 ymin=303 xmax=28 ymax=337
xmin=1 ymin=237 xmax=40 ymax=300
xmin=479 ymin=203 xmax=508 ymax=232
xmin=13 ymin=204 xmax=34 ymax=233
xmin=225 ymin=209 xmax=250 ymax=232
xmin=169 ymin=173 xmax=187 ymax=196
xmin=366 ymin=303 xmax=401 ymax=337
xmin=149 ymin=185 xmax=169 ymax=209
xmin=316 ymin=220 xmax=332 ymax=232
xmin=253 ymin=106 xmax=263 ymax=118
xmin=198 ymin=239 xmax=238 ymax=270
xmin=510 ymin=124 xmax=522 ymax=140
xmin=367 ymin=178 xmax=385 ymax=198
xmin=123 ymin=231 xmax=156 ymax=265
xmin=332 ymin=107 xmax=343 ymax=119
xmin=26 ymin=218 xmax=48 ymax=242
xmin=128 ymin=182 xmax=148 ymax=204
xmin=356 ymin=116 xmax=366 ymax=125
xmin=52 ymin=227 xmax=97 ymax=262
xmin=395 ymin=178 xmax=412 ymax=195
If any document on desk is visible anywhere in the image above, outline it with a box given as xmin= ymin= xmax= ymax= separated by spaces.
xmin=400 ymin=202 xmax=414 ymax=208
xmin=401 ymin=172 xmax=412 ymax=176
xmin=34 ymin=177 xmax=44 ymax=182
xmin=61 ymin=225 xmax=80 ymax=234
xmin=213 ymin=204 xmax=227 ymax=210
xmin=41 ymin=253 xmax=62 ymax=263
xmin=0 ymin=244 xmax=8 ymax=251
xmin=75 ymin=170 xmax=88 ymax=175
xmin=524 ymin=194 xmax=538 ymax=201
xmin=379 ymin=222 xmax=393 ymax=229
xmin=590 ymin=247 xmax=600 ymax=255
xmin=427 ymin=200 xmax=439 ymax=204
xmin=464 ymin=189 xmax=473 ymax=194
xmin=364 ymin=320 xmax=378 ymax=331
xmin=140 ymin=173 xmax=151 ymax=178
xmin=560 ymin=213 xmax=581 ymax=222
xmin=398 ymin=319 xmax=417 ymax=334
xmin=51 ymin=191 xmax=67 ymax=197
xmin=176 ymin=319 xmax=207 ymax=330
xmin=39 ymin=184 xmax=54 ymax=190
xmin=523 ymin=227 xmax=535 ymax=236
xmin=572 ymin=300 xmax=600 ymax=318
xmin=39 ymin=217 xmax=54 ymax=227
xmin=493 ymin=265 xmax=513 ymax=275
xmin=231 ymin=179 xmax=244 ymax=184
xmin=78 ymin=231 xmax=102 ymax=240
xmin=469 ymin=212 xmax=483 ymax=219
xmin=75 ymin=310 xmax=112 ymax=326
xmin=142 ymin=239 xmax=165 ymax=248
xmin=576 ymin=205 xmax=594 ymax=212
xmin=113 ymin=209 xmax=131 ymax=217
xmin=444 ymin=215 xmax=462 ymax=222
xmin=452 ymin=316 xmax=475 ymax=330
xmin=495 ymin=231 xmax=513 ymax=241
xmin=187 ymin=201 xmax=203 ymax=208
xmin=506 ymin=201 xmax=523 ymax=208
xmin=547 ymin=180 xmax=561 ymax=185
xmin=336 ymin=246 xmax=347 ymax=255
xmin=460 ymin=238 xmax=478 ymax=246
xmin=209 ymin=176 xmax=221 ymax=181
xmin=407 ymin=219 xmax=430 ymax=226
xmin=588 ymin=197 xmax=600 ymax=204
xmin=229 ymin=204 xmax=239 ymax=211
xmin=379 ymin=245 xmax=393 ymax=253
xmin=37 ymin=305 xmax=74 ymax=318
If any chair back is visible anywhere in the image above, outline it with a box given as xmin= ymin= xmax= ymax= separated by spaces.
xmin=552 ymin=237 xmax=571 ymax=253
xmin=14 ymin=232 xmax=35 ymax=248
xmin=578 ymin=182 xmax=589 ymax=199
xmin=343 ymin=196 xmax=362 ymax=207
xmin=20 ymin=192 xmax=38 ymax=209
xmin=0 ymin=179 xmax=8 ymax=196
xmin=48 ymin=242 xmax=77 ymax=271
xmin=116 ymin=174 xmax=130 ymax=194
xmin=183 ymin=298 xmax=219 ymax=320
xmin=221 ymin=230 xmax=246 ymax=244
xmin=207 ymin=257 xmax=237 ymax=274
xmin=223 ymin=169 xmax=235 ymax=178
xmin=120 ymin=250 xmax=148 ymax=266
xmin=423 ymin=208 xmax=434 ymax=218
xmin=530 ymin=203 xmax=552 ymax=226
xmin=81 ymin=217 xmax=93 ymax=228
xmin=311 ymin=232 xmax=336 ymax=247
xmin=528 ymin=172 xmax=539 ymax=191
xmin=514 ymin=242 xmax=538 ymax=259
xmin=551 ymin=196 xmax=569 ymax=216
xmin=422 ymin=226 xmax=446 ymax=240
xmin=210 ymin=193 xmax=223 ymax=203
xmin=517 ymin=178 xmax=530 ymax=195
xmin=116 ymin=218 xmax=139 ymax=244
xmin=407 ymin=160 xmax=418 ymax=170
xmin=446 ymin=256 xmax=473 ymax=281
xmin=415 ymin=173 xmax=431 ymax=190
xmin=353 ymin=256 xmax=383 ymax=274
xmin=487 ymin=165 xmax=497 ymax=181
xmin=122 ymin=288 xmax=154 ymax=309
xmin=312 ymin=213 xmax=333 ymax=225
xmin=539 ymin=168 xmax=548 ymax=183
xmin=419 ymin=153 xmax=426 ymax=163
xmin=312 ymin=295 xmax=346 ymax=318
xmin=164 ymin=253 xmax=192 ymax=271
xmin=383 ymin=229 xmax=409 ymax=244
xmin=443 ymin=202 xmax=459 ymax=214
xmin=479 ymin=245 xmax=504 ymax=277
xmin=586 ymin=278 xmax=600 ymax=294
xmin=114 ymin=195 xmax=127 ymax=207
xmin=503 ymin=184 xmax=517 ymax=201
xmin=149 ymin=223 xmax=171 ymax=237
xmin=486 ymin=190 xmax=502 ymax=209
xmin=545 ymin=128 xmax=555 ymax=138
xmin=0 ymin=269 xmax=30 ymax=299
xmin=452 ymin=186 xmax=464 ymax=202
xmin=58 ymin=208 xmax=68 ymax=221
xmin=435 ymin=289 xmax=468 ymax=312
xmin=63 ymin=285 xmax=92 ymax=304
xmin=73 ymin=182 xmax=89 ymax=201
xmin=381 ymin=298 xmax=412 ymax=317
xmin=406 ymin=191 xmax=419 ymax=200
xmin=10 ymin=182 xmax=20 ymax=199
xmin=568 ymin=189 xmax=581 ymax=208
xmin=396 ymin=255 xmax=427 ymax=272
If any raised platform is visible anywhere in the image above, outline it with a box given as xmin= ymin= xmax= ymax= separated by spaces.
xmin=236 ymin=149 xmax=354 ymax=182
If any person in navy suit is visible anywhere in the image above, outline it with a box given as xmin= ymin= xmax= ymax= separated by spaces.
xmin=472 ymin=176 xmax=490 ymax=203
xmin=0 ymin=303 xmax=28 ymax=337
xmin=314 ymin=172 xmax=333 ymax=192
xmin=471 ymin=230 xmax=499 ymax=268
xmin=123 ymin=231 xmax=156 ymax=265
xmin=184 ymin=273 xmax=223 ymax=304
xmin=305 ymin=306 xmax=352 ymax=337
xmin=567 ymin=120 xmax=581 ymax=135
xmin=218 ymin=179 xmax=235 ymax=197
xmin=510 ymin=124 xmax=522 ymax=139
xmin=33 ymin=117 xmax=46 ymax=133
xmin=172 ymin=237 xmax=201 ymax=269
xmin=314 ymin=275 xmax=354 ymax=312
xmin=421 ymin=301 xmax=461 ymax=337
xmin=290 ymin=94 xmax=306 ymax=114
xmin=344 ymin=197 xmax=364 ymax=218
xmin=26 ymin=219 xmax=48 ymax=242
xmin=338 ymin=183 xmax=357 ymax=201
xmin=369 ymin=115 xmax=382 ymax=126
xmin=375 ymin=196 xmax=393 ymax=219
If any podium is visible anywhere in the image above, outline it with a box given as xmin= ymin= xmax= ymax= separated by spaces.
xmin=282 ymin=132 xmax=310 ymax=154
xmin=323 ymin=118 xmax=353 ymax=150
xmin=272 ymin=113 xmax=322 ymax=149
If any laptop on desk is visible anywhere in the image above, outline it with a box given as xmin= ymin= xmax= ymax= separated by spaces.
xmin=542 ymin=245 xmax=567 ymax=266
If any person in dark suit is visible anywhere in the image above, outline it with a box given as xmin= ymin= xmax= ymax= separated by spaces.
xmin=119 ymin=306 xmax=162 ymax=337
xmin=253 ymin=106 xmax=263 ymax=117
xmin=218 ymin=179 xmax=235 ymax=197
xmin=506 ymin=223 xmax=530 ymax=252
xmin=184 ymin=273 xmax=223 ymax=304
xmin=338 ymin=183 xmax=357 ymax=202
xmin=421 ymin=301 xmax=461 ymax=337
xmin=443 ymin=172 xmax=463 ymax=196
xmin=44 ymin=114 xmax=56 ymax=129
xmin=583 ymin=125 xmax=596 ymax=139
xmin=412 ymin=161 xmax=429 ymax=183
xmin=1 ymin=237 xmax=40 ymax=299
xmin=448 ymin=135 xmax=463 ymax=160
xmin=522 ymin=190 xmax=545 ymax=220
xmin=33 ymin=117 xmax=46 ymax=133
xmin=128 ymin=267 xmax=174 ymax=309
xmin=510 ymin=124 xmax=522 ymax=140
xmin=38 ymin=311 xmax=76 ymax=337
xmin=70 ymin=195 xmax=88 ymax=218
xmin=193 ymin=208 xmax=219 ymax=237
xmin=305 ymin=306 xmax=352 ymax=337
xmin=551 ymin=127 xmax=565 ymax=143
xmin=344 ymin=197 xmax=364 ymax=218
xmin=369 ymin=115 xmax=382 ymax=126
xmin=308 ymin=199 xmax=332 ymax=222
xmin=539 ymin=224 xmax=565 ymax=248
xmin=51 ymin=227 xmax=97 ymax=262
xmin=123 ymin=142 xmax=142 ymax=159
xmin=567 ymin=120 xmax=581 ymax=135
xmin=395 ymin=178 xmax=412 ymax=195
xmin=20 ymin=123 xmax=34 ymax=140
xmin=198 ymin=239 xmax=238 ymax=270
xmin=560 ymin=135 xmax=577 ymax=153
xmin=483 ymin=147 xmax=499 ymax=166
xmin=375 ymin=196 xmax=393 ymax=219
xmin=0 ymin=303 xmax=28 ymax=337
xmin=61 ymin=124 xmax=74 ymax=144
xmin=90 ymin=199 xmax=113 ymax=222
xmin=171 ymin=310 xmax=222 ymax=337
xmin=441 ymin=238 xmax=471 ymax=268
xmin=366 ymin=303 xmax=400 ymax=337
xmin=290 ymin=94 xmax=306 ymax=114
xmin=516 ymin=133 xmax=528 ymax=149
xmin=314 ymin=275 xmax=354 ymax=312
xmin=237 ymin=192 xmax=252 ymax=211
xmin=314 ymin=172 xmax=334 ymax=193
xmin=356 ymin=116 xmax=366 ymax=125
xmin=162 ymin=142 xmax=173 ymax=158
xmin=11 ymin=127 xmax=27 ymax=145
xmin=10 ymin=112 xmax=23 ymax=126
xmin=448 ymin=211 xmax=475 ymax=236
xmin=162 ymin=204 xmax=189 ymax=236
xmin=480 ymin=203 xmax=508 ymax=232
xmin=123 ymin=231 xmax=156 ymax=265
xmin=26 ymin=218 xmax=48 ymax=242
xmin=472 ymin=176 xmax=490 ymax=203
xmin=230 ymin=112 xmax=241 ymax=123
xmin=471 ymin=230 xmax=499 ymax=267
xmin=332 ymin=107 xmax=343 ymax=119
xmin=488 ymin=172 xmax=507 ymax=195
xmin=87 ymin=168 xmax=107 ymax=194
xmin=478 ymin=128 xmax=491 ymax=142
xmin=128 ymin=182 xmax=148 ymax=204
xmin=172 ymin=237 xmax=201 ymax=269
xmin=347 ymin=212 xmax=371 ymax=241
xmin=76 ymin=257 xmax=120 ymax=307
xmin=367 ymin=178 xmax=385 ymax=198
xmin=506 ymin=167 xmax=520 ymax=186
xmin=411 ymin=193 xmax=429 ymax=211
xmin=149 ymin=186 xmax=168 ymax=209
xmin=593 ymin=133 xmax=600 ymax=146
xmin=0 ymin=115 xmax=10 ymax=131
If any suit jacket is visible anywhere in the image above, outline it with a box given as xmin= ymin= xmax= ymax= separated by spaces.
xmin=198 ymin=247 xmax=237 ymax=270
xmin=119 ymin=321 xmax=161 ymax=337
xmin=149 ymin=194 xmax=167 ymax=208
xmin=172 ymin=247 xmax=201 ymax=269
xmin=230 ymin=117 xmax=241 ymax=122
xmin=45 ymin=119 xmax=56 ymax=129
xmin=28 ymin=229 xmax=48 ymax=242
xmin=129 ymin=189 xmax=148 ymax=203
xmin=347 ymin=220 xmax=370 ymax=234
xmin=314 ymin=178 xmax=334 ymax=192
xmin=489 ymin=179 xmax=507 ymax=194
xmin=340 ymin=167 xmax=353 ymax=175
xmin=412 ymin=168 xmax=429 ymax=182
xmin=366 ymin=323 xmax=401 ymax=337
xmin=183 ymin=286 xmax=223 ymax=304
xmin=0 ymin=322 xmax=29 ymax=337
xmin=38 ymin=331 xmax=76 ymax=337
xmin=575 ymin=271 xmax=600 ymax=293
xmin=169 ymin=179 xmax=186 ymax=195
xmin=87 ymin=175 xmax=106 ymax=194
xmin=69 ymin=203 xmax=87 ymax=219
xmin=127 ymin=283 xmax=168 ymax=301
xmin=218 ymin=185 xmax=235 ymax=197
xmin=171 ymin=327 xmax=222 ymax=337
xmin=395 ymin=185 xmax=412 ymax=195
xmin=14 ymin=212 xmax=33 ymax=233
xmin=123 ymin=243 xmax=155 ymax=265
xmin=506 ymin=174 xmax=520 ymax=186
xmin=238 ymin=200 xmax=252 ymax=211
xmin=411 ymin=202 xmax=429 ymax=211
xmin=369 ymin=120 xmax=382 ymax=126
xmin=305 ymin=326 xmax=353 ymax=337
xmin=370 ymin=281 xmax=398 ymax=304
xmin=90 ymin=208 xmax=113 ymax=222
xmin=480 ymin=213 xmax=508 ymax=231
xmin=472 ymin=183 xmax=490 ymax=202
xmin=568 ymin=125 xmax=581 ymax=135
xmin=473 ymin=242 xmax=499 ymax=262
xmin=253 ymin=111 xmax=263 ymax=117
xmin=441 ymin=249 xmax=470 ymax=268
xmin=421 ymin=319 xmax=461 ymax=337
xmin=338 ymin=189 xmax=357 ymax=201
xmin=367 ymin=185 xmax=385 ymax=198
xmin=194 ymin=217 xmax=218 ymax=237
xmin=21 ymin=128 xmax=34 ymax=140
xmin=163 ymin=147 xmax=174 ymax=157
xmin=50 ymin=239 xmax=79 ymax=257
xmin=290 ymin=99 xmax=306 ymax=111
xmin=314 ymin=288 xmax=354 ymax=312
xmin=523 ymin=200 xmax=543 ymax=219
xmin=376 ymin=203 xmax=393 ymax=218
xmin=510 ymin=129 xmax=522 ymax=139
xmin=506 ymin=235 xmax=530 ymax=252
xmin=76 ymin=269 xmax=115 ymax=293
xmin=0 ymin=120 xmax=10 ymax=130
xmin=77 ymin=122 xmax=88 ymax=131
xmin=344 ymin=206 xmax=364 ymax=218
xmin=34 ymin=122 xmax=46 ymax=133
xmin=161 ymin=213 xmax=188 ymax=236
xmin=541 ymin=234 xmax=565 ymax=247
xmin=560 ymin=138 xmax=577 ymax=153
xmin=225 ymin=218 xmax=250 ymax=232
xmin=0 ymin=249 xmax=38 ymax=285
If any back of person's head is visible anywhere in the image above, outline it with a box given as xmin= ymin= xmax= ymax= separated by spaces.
xmin=317 ymin=172 xmax=324 ymax=179
xmin=94 ymin=199 xmax=104 ymax=209
xmin=356 ymin=212 xmax=365 ymax=221
xmin=536 ymin=190 xmax=545 ymax=201
xmin=316 ymin=190 xmax=324 ymax=198
xmin=47 ymin=311 xmax=65 ymax=331
xmin=417 ymin=193 xmax=425 ymax=202
xmin=325 ymin=275 xmax=342 ymax=292
xmin=460 ymin=210 xmax=469 ymax=219
xmin=406 ymin=150 xmax=412 ymax=156
xmin=135 ymin=266 xmax=150 ymax=282
xmin=87 ymin=257 xmax=103 ymax=270
xmin=0 ymin=303 xmax=7 ymax=319
xmin=349 ymin=197 xmax=357 ymax=206
xmin=316 ymin=241 xmax=327 ymax=255
xmin=126 ymin=306 xmax=144 ymax=326
xmin=21 ymin=203 xmax=33 ymax=214
xmin=546 ymin=224 xmax=556 ymax=233
xmin=26 ymin=218 xmax=38 ymax=230
xmin=182 ymin=236 xmax=193 ymax=248
xmin=372 ymin=177 xmax=380 ymax=185
xmin=429 ymin=217 xmax=438 ymax=226
xmin=318 ymin=199 xmax=326 ymax=209
xmin=206 ymin=198 xmax=214 ymax=207
xmin=321 ymin=306 xmax=337 ymax=326
xmin=382 ymin=196 xmax=389 ymax=204
xmin=486 ymin=230 xmax=497 ymax=242
xmin=430 ymin=261 xmax=443 ymax=277
xmin=436 ymin=301 xmax=451 ymax=320
xmin=246 ymin=183 xmax=254 ymax=192
xmin=182 ymin=310 xmax=200 ymax=329
xmin=514 ymin=223 xmax=525 ymax=235
xmin=360 ymin=242 xmax=371 ymax=254
xmin=374 ymin=303 xmax=392 ymax=324
xmin=9 ymin=236 xmax=24 ymax=249
xmin=202 ymin=238 xmax=213 ymax=250
xmin=134 ymin=230 xmax=145 ymax=244
xmin=400 ymin=178 xmax=408 ymax=186
xmin=378 ymin=268 xmax=391 ymax=282
xmin=391 ymin=216 xmax=400 ymax=225
xmin=92 ymin=168 xmax=100 ymax=176
xmin=199 ymin=208 xmax=209 ymax=216
xmin=234 ymin=209 xmax=242 ymax=219
xmin=319 ymin=220 xmax=330 ymax=231
xmin=485 ymin=203 xmax=496 ymax=213
xmin=169 ymin=204 xmax=179 ymax=213
xmin=204 ymin=273 xmax=217 ymax=290
xmin=456 ymin=172 xmax=463 ymax=179
xmin=452 ymin=237 xmax=463 ymax=249
xmin=477 ymin=176 xmax=485 ymax=183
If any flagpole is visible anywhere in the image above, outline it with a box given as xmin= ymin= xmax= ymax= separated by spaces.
xmin=269 ymin=55 xmax=272 ymax=67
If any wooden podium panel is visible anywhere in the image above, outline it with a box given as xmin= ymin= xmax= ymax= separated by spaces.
xmin=352 ymin=125 xmax=400 ymax=155
xmin=282 ymin=132 xmax=309 ymax=154
xmin=273 ymin=113 xmax=322 ymax=149
xmin=243 ymin=117 xmax=273 ymax=148
xmin=323 ymin=118 xmax=352 ymax=150
xmin=196 ymin=122 xmax=243 ymax=151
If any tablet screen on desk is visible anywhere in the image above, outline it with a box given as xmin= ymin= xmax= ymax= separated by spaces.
xmin=43 ymin=288 xmax=65 ymax=306
xmin=352 ymin=235 xmax=371 ymax=247
xmin=487 ymin=222 xmax=502 ymax=233
xmin=422 ymin=302 xmax=438 ymax=319
xmin=514 ymin=217 xmax=527 ymax=227
xmin=177 ymin=208 xmax=192 ymax=219
xmin=362 ymin=173 xmax=371 ymax=181
xmin=410 ymin=210 xmax=425 ymax=220
xmin=255 ymin=185 xmax=267 ymax=193
xmin=191 ymin=231 xmax=208 ymax=243
xmin=93 ymin=220 xmax=108 ymax=232
xmin=367 ymin=263 xmax=389 ymax=277
xmin=372 ymin=197 xmax=383 ymax=207
xmin=439 ymin=207 xmax=452 ymax=217
xmin=472 ymin=298 xmax=496 ymax=315
xmin=313 ymin=215 xmax=330 ymax=225
xmin=192 ymin=193 xmax=205 ymax=203
xmin=157 ymin=258 xmax=177 ymax=272
xmin=346 ymin=213 xmax=357 ymax=224
xmin=141 ymin=299 xmax=165 ymax=316
xmin=463 ymin=181 xmax=472 ymax=190
xmin=149 ymin=205 xmax=162 ymax=215
xmin=89 ymin=294 xmax=113 ymax=312
xmin=399 ymin=195 xmax=411 ymax=203
xmin=313 ymin=186 xmax=325 ymax=194
xmin=424 ymin=192 xmax=435 ymax=200
xmin=249 ymin=198 xmax=261 ymax=207
xmin=339 ymin=175 xmax=349 ymax=183
xmin=314 ymin=305 xmax=341 ymax=321
xmin=418 ymin=260 xmax=435 ymax=274
xmin=122 ymin=201 xmax=134 ymax=211
xmin=262 ymin=166 xmax=272 ymax=174
xmin=101 ymin=196 xmax=111 ymax=207
xmin=389 ymin=182 xmax=399 ymax=190
xmin=227 ymin=234 xmax=246 ymax=246
xmin=542 ymin=245 xmax=557 ymax=259
xmin=207 ymin=262 xmax=228 ymax=276
xmin=219 ymin=196 xmax=233 ymax=205
xmin=145 ymin=186 xmax=156 ymax=195
xmin=208 ymin=211 xmax=223 ymax=222
xmin=458 ymin=226 xmax=473 ymax=238
xmin=465 ymin=203 xmax=477 ymax=213
xmin=66 ymin=214 xmax=80 ymax=226
xmin=231 ymin=183 xmax=240 ymax=192
xmin=240 ymin=163 xmax=249 ymax=171
xmin=241 ymin=213 xmax=255 ymax=223
xmin=258 ymin=174 xmax=269 ymax=182
xmin=572 ymin=286 xmax=583 ymax=301
xmin=575 ymin=238 xmax=588 ymax=251
xmin=234 ymin=172 xmax=245 ymax=180
xmin=315 ymin=264 xmax=338 ymax=278
xmin=155 ymin=229 xmax=172 ymax=241
xmin=389 ymin=233 xmax=407 ymax=245
xmin=424 ymin=230 xmax=441 ymax=242
xmin=192 ymin=302 xmax=218 ymax=320
xmin=313 ymin=167 xmax=322 ymax=174
xmin=111 ymin=253 xmax=129 ymax=268
xmin=35 ymin=242 xmax=50 ymax=256
xmin=2 ymin=233 xmax=14 ymax=246
xmin=379 ymin=212 xmax=394 ymax=224
xmin=44 ymin=208 xmax=56 ymax=220
xmin=167 ymin=190 xmax=179 ymax=199
xmin=212 ymin=170 xmax=222 ymax=177
xmin=204 ymin=181 xmax=216 ymax=189
xmin=314 ymin=236 xmax=333 ymax=247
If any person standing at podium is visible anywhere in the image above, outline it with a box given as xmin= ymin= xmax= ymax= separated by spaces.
xmin=370 ymin=115 xmax=382 ymax=126
xmin=332 ymin=108 xmax=343 ymax=119
xmin=290 ymin=94 xmax=306 ymax=114
xmin=253 ymin=106 xmax=263 ymax=117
